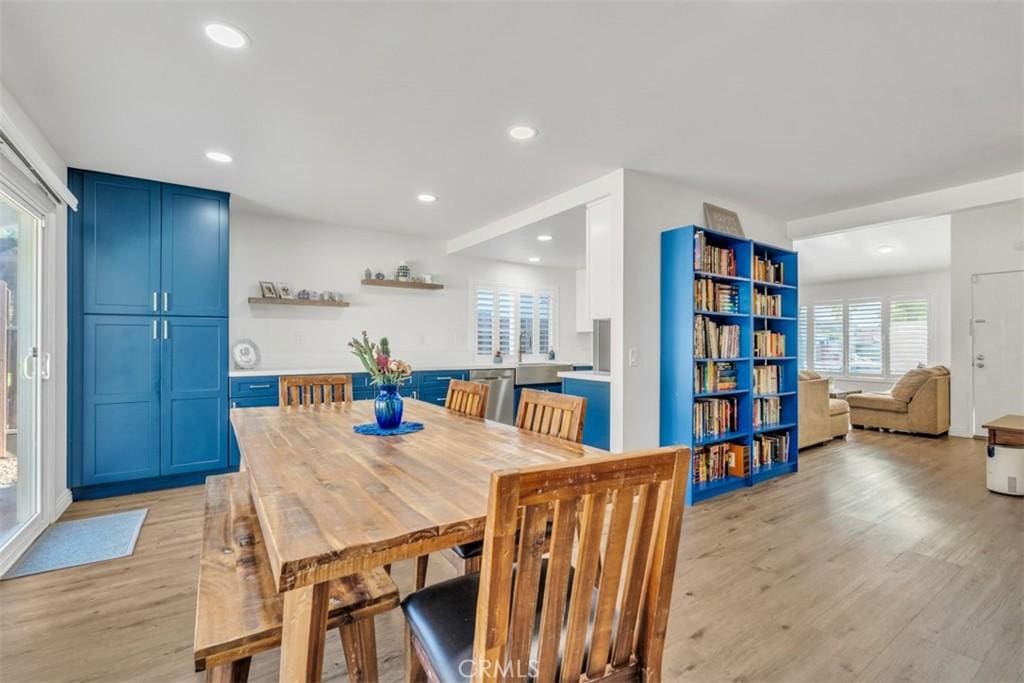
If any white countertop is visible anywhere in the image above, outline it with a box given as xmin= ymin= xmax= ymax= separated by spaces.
xmin=557 ymin=370 xmax=612 ymax=383
xmin=230 ymin=361 xmax=592 ymax=378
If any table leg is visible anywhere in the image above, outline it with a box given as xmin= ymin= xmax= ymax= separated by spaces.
xmin=280 ymin=582 xmax=330 ymax=682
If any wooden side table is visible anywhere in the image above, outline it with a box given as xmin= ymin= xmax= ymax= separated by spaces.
xmin=982 ymin=415 xmax=1024 ymax=447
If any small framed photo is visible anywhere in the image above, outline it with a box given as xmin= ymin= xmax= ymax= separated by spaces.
xmin=259 ymin=281 xmax=279 ymax=298
xmin=276 ymin=282 xmax=295 ymax=299
xmin=703 ymin=202 xmax=744 ymax=237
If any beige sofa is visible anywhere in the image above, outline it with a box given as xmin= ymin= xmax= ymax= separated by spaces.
xmin=847 ymin=366 xmax=950 ymax=436
xmin=798 ymin=371 xmax=849 ymax=448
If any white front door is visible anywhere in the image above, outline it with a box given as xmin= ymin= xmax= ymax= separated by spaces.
xmin=971 ymin=270 xmax=1024 ymax=436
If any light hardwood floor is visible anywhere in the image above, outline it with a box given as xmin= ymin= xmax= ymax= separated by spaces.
xmin=1 ymin=430 xmax=1021 ymax=682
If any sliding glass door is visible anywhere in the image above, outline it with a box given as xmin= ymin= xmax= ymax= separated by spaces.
xmin=0 ymin=189 xmax=41 ymax=554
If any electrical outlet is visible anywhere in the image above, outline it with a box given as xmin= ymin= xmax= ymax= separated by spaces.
xmin=628 ymin=348 xmax=639 ymax=367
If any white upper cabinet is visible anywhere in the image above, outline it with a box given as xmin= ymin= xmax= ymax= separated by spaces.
xmin=575 ymin=268 xmax=590 ymax=332
xmin=586 ymin=197 xmax=613 ymax=319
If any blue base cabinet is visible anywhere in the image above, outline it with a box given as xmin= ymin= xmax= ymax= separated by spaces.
xmin=561 ymin=379 xmax=610 ymax=450
xmin=69 ymin=169 xmax=229 ymax=499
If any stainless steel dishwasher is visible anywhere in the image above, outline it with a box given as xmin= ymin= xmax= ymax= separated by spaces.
xmin=469 ymin=368 xmax=515 ymax=424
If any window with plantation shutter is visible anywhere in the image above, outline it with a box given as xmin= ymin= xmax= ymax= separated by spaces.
xmin=798 ymin=305 xmax=808 ymax=370
xmin=474 ymin=284 xmax=556 ymax=360
xmin=848 ymin=300 xmax=882 ymax=375
xmin=813 ymin=302 xmax=844 ymax=373
xmin=889 ymin=297 xmax=929 ymax=375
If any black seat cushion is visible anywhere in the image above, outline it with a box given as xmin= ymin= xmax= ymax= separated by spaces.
xmin=402 ymin=562 xmax=590 ymax=683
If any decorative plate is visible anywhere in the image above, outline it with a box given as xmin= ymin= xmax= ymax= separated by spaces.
xmin=231 ymin=339 xmax=261 ymax=370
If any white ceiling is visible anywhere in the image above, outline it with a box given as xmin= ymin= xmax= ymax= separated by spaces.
xmin=795 ymin=215 xmax=951 ymax=284
xmin=460 ymin=205 xmax=585 ymax=269
xmin=2 ymin=2 xmax=1021 ymax=239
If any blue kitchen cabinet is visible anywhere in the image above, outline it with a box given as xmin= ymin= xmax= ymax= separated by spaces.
xmin=228 ymin=377 xmax=279 ymax=466
xmin=81 ymin=173 xmax=161 ymax=316
xmin=160 ymin=318 xmax=229 ymax=475
xmin=562 ymin=378 xmax=610 ymax=450
xmin=81 ymin=315 xmax=161 ymax=485
xmin=161 ymin=184 xmax=230 ymax=317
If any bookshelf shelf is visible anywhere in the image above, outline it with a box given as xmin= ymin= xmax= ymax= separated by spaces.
xmin=661 ymin=225 xmax=799 ymax=505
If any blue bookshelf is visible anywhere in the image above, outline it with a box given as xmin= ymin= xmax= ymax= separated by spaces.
xmin=660 ymin=226 xmax=799 ymax=505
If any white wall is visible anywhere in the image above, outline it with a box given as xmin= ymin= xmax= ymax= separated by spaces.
xmin=620 ymin=171 xmax=789 ymax=450
xmin=0 ymin=84 xmax=71 ymax=564
xmin=229 ymin=212 xmax=591 ymax=370
xmin=800 ymin=269 xmax=952 ymax=392
xmin=949 ymin=199 xmax=1024 ymax=436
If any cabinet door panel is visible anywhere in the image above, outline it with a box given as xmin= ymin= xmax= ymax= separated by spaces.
xmin=160 ymin=317 xmax=228 ymax=474
xmin=82 ymin=173 xmax=161 ymax=315
xmin=82 ymin=315 xmax=161 ymax=484
xmin=161 ymin=185 xmax=229 ymax=317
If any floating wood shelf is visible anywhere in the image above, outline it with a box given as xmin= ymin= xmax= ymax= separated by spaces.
xmin=360 ymin=278 xmax=444 ymax=290
xmin=248 ymin=297 xmax=350 ymax=308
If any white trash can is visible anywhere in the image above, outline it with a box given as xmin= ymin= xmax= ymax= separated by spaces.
xmin=987 ymin=443 xmax=1024 ymax=496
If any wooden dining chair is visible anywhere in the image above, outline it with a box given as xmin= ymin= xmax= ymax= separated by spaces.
xmin=419 ymin=389 xmax=588 ymax=589
xmin=402 ymin=447 xmax=689 ymax=683
xmin=279 ymin=373 xmax=353 ymax=407
xmin=515 ymin=388 xmax=586 ymax=443
xmin=444 ymin=379 xmax=489 ymax=418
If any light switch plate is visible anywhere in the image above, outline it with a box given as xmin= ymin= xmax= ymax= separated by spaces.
xmin=628 ymin=348 xmax=639 ymax=367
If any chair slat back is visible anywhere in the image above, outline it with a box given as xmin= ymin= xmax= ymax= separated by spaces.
xmin=515 ymin=389 xmax=586 ymax=443
xmin=470 ymin=447 xmax=689 ymax=683
xmin=445 ymin=379 xmax=489 ymax=419
xmin=279 ymin=374 xmax=353 ymax=407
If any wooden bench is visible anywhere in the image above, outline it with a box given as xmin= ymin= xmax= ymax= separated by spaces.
xmin=194 ymin=473 xmax=399 ymax=682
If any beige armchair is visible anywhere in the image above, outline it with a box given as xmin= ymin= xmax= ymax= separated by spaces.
xmin=799 ymin=371 xmax=849 ymax=449
xmin=847 ymin=366 xmax=950 ymax=436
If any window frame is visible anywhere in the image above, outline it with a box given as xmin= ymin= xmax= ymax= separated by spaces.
xmin=471 ymin=282 xmax=558 ymax=363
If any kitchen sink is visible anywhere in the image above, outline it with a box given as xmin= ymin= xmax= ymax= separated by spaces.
xmin=514 ymin=363 xmax=573 ymax=386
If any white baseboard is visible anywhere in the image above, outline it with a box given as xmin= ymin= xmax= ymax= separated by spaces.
xmin=949 ymin=426 xmax=974 ymax=439
xmin=54 ymin=488 xmax=73 ymax=522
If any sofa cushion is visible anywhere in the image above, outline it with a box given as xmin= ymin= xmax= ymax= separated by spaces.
xmin=828 ymin=398 xmax=850 ymax=417
xmin=890 ymin=368 xmax=933 ymax=402
xmin=846 ymin=392 xmax=909 ymax=413
xmin=799 ymin=370 xmax=823 ymax=381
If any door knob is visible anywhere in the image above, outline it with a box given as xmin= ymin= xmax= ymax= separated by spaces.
xmin=976 ymin=362 xmax=985 ymax=368
xmin=976 ymin=354 xmax=985 ymax=361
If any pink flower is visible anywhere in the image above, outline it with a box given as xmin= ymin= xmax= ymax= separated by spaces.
xmin=376 ymin=354 xmax=390 ymax=371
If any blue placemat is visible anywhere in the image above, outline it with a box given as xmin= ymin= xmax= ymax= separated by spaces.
xmin=353 ymin=421 xmax=425 ymax=437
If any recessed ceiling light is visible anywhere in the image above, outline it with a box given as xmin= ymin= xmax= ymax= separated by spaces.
xmin=528 ymin=256 xmax=541 ymax=263
xmin=417 ymin=193 xmax=437 ymax=203
xmin=204 ymin=22 xmax=250 ymax=49
xmin=536 ymin=234 xmax=553 ymax=242
xmin=205 ymin=151 xmax=233 ymax=163
xmin=877 ymin=245 xmax=894 ymax=254
xmin=508 ymin=125 xmax=538 ymax=140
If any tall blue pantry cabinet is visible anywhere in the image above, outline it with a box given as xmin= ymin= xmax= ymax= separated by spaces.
xmin=68 ymin=170 xmax=230 ymax=499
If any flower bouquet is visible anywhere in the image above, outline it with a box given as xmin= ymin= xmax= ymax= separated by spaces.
xmin=349 ymin=332 xmax=413 ymax=429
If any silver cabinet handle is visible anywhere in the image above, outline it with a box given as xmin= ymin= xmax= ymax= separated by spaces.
xmin=162 ymin=320 xmax=169 ymax=339
xmin=435 ymin=376 xmax=453 ymax=381
xmin=152 ymin=292 xmax=158 ymax=312
xmin=162 ymin=292 xmax=169 ymax=312
xmin=248 ymin=383 xmax=271 ymax=389
xmin=152 ymin=320 xmax=158 ymax=340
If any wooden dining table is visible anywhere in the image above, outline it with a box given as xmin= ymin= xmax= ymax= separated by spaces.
xmin=230 ymin=397 xmax=608 ymax=682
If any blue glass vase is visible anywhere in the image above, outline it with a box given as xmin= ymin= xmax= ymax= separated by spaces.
xmin=374 ymin=384 xmax=404 ymax=430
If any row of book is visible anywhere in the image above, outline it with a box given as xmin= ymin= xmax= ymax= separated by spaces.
xmin=693 ymin=231 xmax=737 ymax=276
xmin=754 ymin=255 xmax=785 ymax=283
xmin=753 ymin=364 xmax=780 ymax=393
xmin=694 ymin=316 xmax=741 ymax=358
xmin=753 ymin=291 xmax=782 ymax=317
xmin=694 ymin=278 xmax=739 ymax=313
xmin=752 ymin=432 xmax=790 ymax=469
xmin=692 ymin=442 xmax=748 ymax=483
xmin=753 ymin=397 xmax=782 ymax=427
xmin=754 ymin=330 xmax=786 ymax=357
xmin=693 ymin=397 xmax=739 ymax=439
xmin=695 ymin=362 xmax=738 ymax=393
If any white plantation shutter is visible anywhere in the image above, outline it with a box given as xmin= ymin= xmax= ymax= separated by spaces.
xmin=813 ymin=303 xmax=844 ymax=373
xmin=848 ymin=300 xmax=882 ymax=375
xmin=889 ymin=297 xmax=929 ymax=374
xmin=538 ymin=293 xmax=552 ymax=354
xmin=497 ymin=291 xmax=515 ymax=354
xmin=475 ymin=288 xmax=494 ymax=355
xmin=798 ymin=305 xmax=808 ymax=370
xmin=518 ymin=292 xmax=534 ymax=354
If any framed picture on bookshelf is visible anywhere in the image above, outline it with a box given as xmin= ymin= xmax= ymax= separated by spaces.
xmin=703 ymin=203 xmax=745 ymax=237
